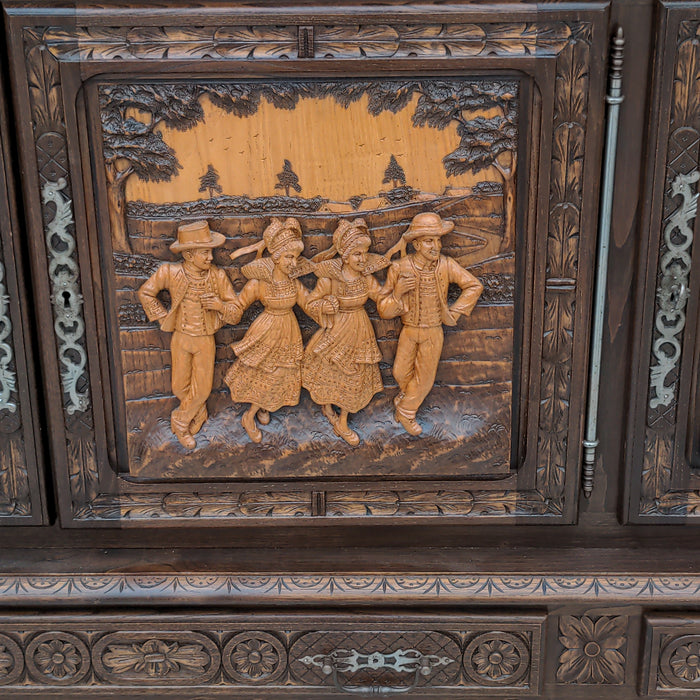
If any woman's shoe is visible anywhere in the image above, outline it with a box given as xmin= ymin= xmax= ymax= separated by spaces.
xmin=242 ymin=410 xmax=262 ymax=443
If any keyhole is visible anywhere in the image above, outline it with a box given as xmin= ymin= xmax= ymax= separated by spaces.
xmin=62 ymin=290 xmax=71 ymax=309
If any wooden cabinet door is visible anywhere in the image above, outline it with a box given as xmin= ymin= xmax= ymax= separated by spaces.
xmin=626 ymin=1 xmax=700 ymax=522
xmin=0 ymin=55 xmax=48 ymax=524
xmin=4 ymin=1 xmax=608 ymax=527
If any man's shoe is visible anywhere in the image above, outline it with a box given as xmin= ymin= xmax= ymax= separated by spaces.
xmin=394 ymin=409 xmax=422 ymax=436
xmin=174 ymin=426 xmax=196 ymax=449
xmin=257 ymin=409 xmax=271 ymax=425
xmin=189 ymin=406 xmax=208 ymax=435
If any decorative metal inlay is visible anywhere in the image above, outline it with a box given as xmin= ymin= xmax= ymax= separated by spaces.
xmin=300 ymin=648 xmax=454 ymax=675
xmin=41 ymin=178 xmax=89 ymax=414
xmin=649 ymin=170 xmax=699 ymax=409
xmin=300 ymin=647 xmax=455 ymax=694
xmin=0 ymin=262 xmax=17 ymax=413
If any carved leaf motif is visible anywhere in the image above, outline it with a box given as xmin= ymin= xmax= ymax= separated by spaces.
xmin=67 ymin=435 xmax=99 ymax=512
xmin=674 ymin=39 xmax=700 ymax=127
xmin=163 ymin=493 xmax=241 ymax=518
xmin=398 ymin=23 xmax=485 ymax=57
xmin=102 ymin=639 xmax=210 ymax=677
xmin=484 ymin=23 xmax=538 ymax=55
xmin=551 ymin=123 xmax=585 ymax=210
xmin=0 ymin=438 xmax=31 ymax=516
xmin=325 ymin=491 xmax=399 ymax=516
xmin=214 ymin=27 xmax=297 ymax=59
xmin=655 ymin=490 xmax=695 ymax=515
xmin=238 ymin=491 xmax=312 ymax=516
xmin=470 ymin=491 xmax=519 ymax=514
xmin=315 ymin=25 xmax=399 ymax=58
xmin=126 ymin=27 xmax=219 ymax=59
xmin=641 ymin=432 xmax=673 ymax=503
xmin=43 ymin=27 xmax=132 ymax=60
xmin=26 ymin=45 xmax=62 ymax=130
xmin=554 ymin=40 xmax=590 ymax=125
xmin=396 ymin=491 xmax=474 ymax=516
xmin=548 ymin=205 xmax=580 ymax=279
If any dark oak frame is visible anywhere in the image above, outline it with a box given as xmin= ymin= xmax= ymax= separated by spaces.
xmin=626 ymin=1 xmax=700 ymax=522
xmin=0 ymin=48 xmax=47 ymax=525
xmin=4 ymin=2 xmax=607 ymax=526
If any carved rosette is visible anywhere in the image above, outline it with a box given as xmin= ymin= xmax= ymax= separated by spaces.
xmin=556 ymin=615 xmax=626 ymax=685
xmin=223 ymin=631 xmax=287 ymax=683
xmin=463 ymin=631 xmax=531 ymax=687
xmin=25 ymin=632 xmax=91 ymax=685
xmin=17 ymin=14 xmax=599 ymax=523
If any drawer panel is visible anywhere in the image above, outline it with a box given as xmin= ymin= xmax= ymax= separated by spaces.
xmin=0 ymin=612 xmax=545 ymax=695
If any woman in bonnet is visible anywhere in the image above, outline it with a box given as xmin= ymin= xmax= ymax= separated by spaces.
xmin=303 ymin=218 xmax=403 ymax=446
xmin=225 ymin=217 xmax=332 ymax=443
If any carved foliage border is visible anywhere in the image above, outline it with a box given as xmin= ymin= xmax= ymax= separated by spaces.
xmin=22 ymin=19 xmax=592 ymax=522
xmin=639 ymin=18 xmax=700 ymax=517
xmin=0 ymin=616 xmax=542 ymax=691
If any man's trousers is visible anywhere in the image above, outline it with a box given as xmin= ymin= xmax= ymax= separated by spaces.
xmin=170 ymin=331 xmax=215 ymax=432
xmin=392 ymin=325 xmax=444 ymax=418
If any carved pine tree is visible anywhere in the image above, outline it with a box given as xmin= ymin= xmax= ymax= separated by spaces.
xmin=275 ymin=160 xmax=302 ymax=197
xmin=382 ymin=155 xmax=407 ymax=188
xmin=199 ymin=165 xmax=223 ymax=199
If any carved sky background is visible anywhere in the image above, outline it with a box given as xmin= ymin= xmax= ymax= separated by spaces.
xmin=125 ymin=93 xmax=500 ymax=203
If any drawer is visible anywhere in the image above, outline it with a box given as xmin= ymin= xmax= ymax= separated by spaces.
xmin=0 ymin=612 xmax=545 ymax=696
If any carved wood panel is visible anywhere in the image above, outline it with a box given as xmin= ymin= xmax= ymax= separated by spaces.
xmin=641 ymin=614 xmax=700 ymax=695
xmin=0 ymin=613 xmax=544 ymax=694
xmin=4 ymin=2 xmax=607 ymax=525
xmin=0 ymin=50 xmax=47 ymax=524
xmin=627 ymin=2 xmax=700 ymax=521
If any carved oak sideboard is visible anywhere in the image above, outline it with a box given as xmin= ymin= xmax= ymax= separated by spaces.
xmin=0 ymin=0 xmax=699 ymax=698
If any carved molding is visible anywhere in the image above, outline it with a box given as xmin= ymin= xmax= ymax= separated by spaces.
xmin=41 ymin=23 xmax=574 ymax=62
xmin=0 ymin=615 xmax=543 ymax=692
xmin=556 ymin=615 xmax=627 ymax=685
xmin=17 ymin=16 xmax=595 ymax=523
xmin=0 ymin=573 xmax=696 ymax=606
xmin=638 ymin=17 xmax=700 ymax=517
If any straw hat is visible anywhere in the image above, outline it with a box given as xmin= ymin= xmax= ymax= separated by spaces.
xmin=170 ymin=220 xmax=225 ymax=253
xmin=403 ymin=212 xmax=454 ymax=242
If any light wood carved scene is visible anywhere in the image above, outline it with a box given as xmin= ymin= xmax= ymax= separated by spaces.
xmin=101 ymin=79 xmax=519 ymax=481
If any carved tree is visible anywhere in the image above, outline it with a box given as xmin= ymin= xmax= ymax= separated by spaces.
xmin=99 ymin=85 xmax=206 ymax=253
xmin=199 ymin=164 xmax=223 ymax=199
xmin=327 ymin=79 xmax=519 ymax=251
xmin=413 ymin=83 xmax=518 ymax=252
xmin=383 ymin=155 xmax=407 ymax=188
xmin=275 ymin=159 xmax=302 ymax=197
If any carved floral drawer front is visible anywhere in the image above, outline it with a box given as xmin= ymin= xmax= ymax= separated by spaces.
xmin=0 ymin=613 xmax=544 ymax=695
xmin=4 ymin=1 xmax=608 ymax=526
xmin=641 ymin=614 xmax=700 ymax=695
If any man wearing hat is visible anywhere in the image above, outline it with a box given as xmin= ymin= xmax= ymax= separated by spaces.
xmin=379 ymin=212 xmax=483 ymax=436
xmin=139 ymin=220 xmax=239 ymax=449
